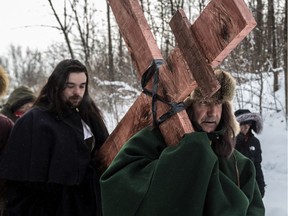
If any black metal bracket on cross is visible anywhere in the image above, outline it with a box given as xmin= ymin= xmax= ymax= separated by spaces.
xmin=141 ymin=59 xmax=186 ymax=126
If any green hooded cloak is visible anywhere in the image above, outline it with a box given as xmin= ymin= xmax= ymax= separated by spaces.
xmin=100 ymin=126 xmax=264 ymax=216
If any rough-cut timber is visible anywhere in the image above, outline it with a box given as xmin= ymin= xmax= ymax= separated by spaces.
xmin=191 ymin=0 xmax=257 ymax=68
xmin=96 ymin=0 xmax=197 ymax=173
xmin=97 ymin=0 xmax=256 ymax=171
xmin=169 ymin=10 xmax=220 ymax=98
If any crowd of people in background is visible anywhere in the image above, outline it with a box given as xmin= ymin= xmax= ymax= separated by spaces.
xmin=0 ymin=61 xmax=265 ymax=216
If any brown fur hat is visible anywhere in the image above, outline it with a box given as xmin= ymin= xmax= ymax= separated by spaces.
xmin=185 ymin=69 xmax=239 ymax=136
xmin=0 ymin=65 xmax=9 ymax=97
xmin=190 ymin=69 xmax=236 ymax=103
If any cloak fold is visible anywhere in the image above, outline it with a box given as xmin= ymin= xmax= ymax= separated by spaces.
xmin=100 ymin=126 xmax=264 ymax=216
xmin=0 ymin=107 xmax=102 ymax=216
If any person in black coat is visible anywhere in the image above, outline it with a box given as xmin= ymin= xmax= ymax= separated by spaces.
xmin=0 ymin=65 xmax=12 ymax=155
xmin=0 ymin=59 xmax=109 ymax=216
xmin=0 ymin=65 xmax=13 ymax=216
xmin=235 ymin=109 xmax=266 ymax=197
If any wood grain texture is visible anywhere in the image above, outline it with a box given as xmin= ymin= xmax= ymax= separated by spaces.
xmin=169 ymin=10 xmax=220 ymax=98
xmin=98 ymin=0 xmax=196 ymax=170
xmin=190 ymin=0 xmax=257 ymax=68
xmin=97 ymin=0 xmax=256 ymax=171
xmin=107 ymin=0 xmax=163 ymax=75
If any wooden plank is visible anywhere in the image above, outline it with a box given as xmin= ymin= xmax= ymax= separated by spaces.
xmin=169 ymin=0 xmax=256 ymax=96
xmin=106 ymin=0 xmax=179 ymax=101
xmin=166 ymin=48 xmax=198 ymax=101
xmin=107 ymin=0 xmax=162 ymax=76
xmin=96 ymin=48 xmax=198 ymax=171
xmin=97 ymin=0 xmax=198 ymax=170
xmin=169 ymin=10 xmax=220 ymax=98
xmin=190 ymin=0 xmax=257 ymax=68
xmin=97 ymin=93 xmax=152 ymax=173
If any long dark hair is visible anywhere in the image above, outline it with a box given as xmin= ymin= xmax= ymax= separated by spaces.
xmin=213 ymin=102 xmax=238 ymax=157
xmin=186 ymin=101 xmax=239 ymax=158
xmin=34 ymin=59 xmax=109 ymax=149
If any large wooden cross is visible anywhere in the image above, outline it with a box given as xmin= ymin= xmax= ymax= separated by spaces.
xmin=96 ymin=0 xmax=256 ymax=173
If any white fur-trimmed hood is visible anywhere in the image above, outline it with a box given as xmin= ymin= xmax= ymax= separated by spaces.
xmin=235 ymin=109 xmax=263 ymax=134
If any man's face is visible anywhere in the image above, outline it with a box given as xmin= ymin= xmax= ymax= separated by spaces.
xmin=62 ymin=72 xmax=87 ymax=108
xmin=192 ymin=100 xmax=222 ymax=133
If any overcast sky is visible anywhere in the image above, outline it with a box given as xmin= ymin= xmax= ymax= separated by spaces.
xmin=0 ymin=0 xmax=107 ymax=55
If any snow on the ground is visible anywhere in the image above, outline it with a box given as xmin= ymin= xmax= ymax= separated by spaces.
xmin=260 ymin=111 xmax=287 ymax=216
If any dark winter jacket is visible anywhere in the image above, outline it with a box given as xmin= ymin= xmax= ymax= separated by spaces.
xmin=236 ymin=132 xmax=266 ymax=197
xmin=100 ymin=126 xmax=265 ymax=216
xmin=0 ymin=114 xmax=13 ymax=154
xmin=0 ymin=65 xmax=11 ymax=214
xmin=0 ymin=114 xmax=13 ymax=212
xmin=0 ymin=107 xmax=107 ymax=216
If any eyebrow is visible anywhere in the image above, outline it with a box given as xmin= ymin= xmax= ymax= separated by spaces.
xmin=65 ymin=82 xmax=87 ymax=85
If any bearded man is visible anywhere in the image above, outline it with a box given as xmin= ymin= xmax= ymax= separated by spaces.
xmin=0 ymin=59 xmax=109 ymax=216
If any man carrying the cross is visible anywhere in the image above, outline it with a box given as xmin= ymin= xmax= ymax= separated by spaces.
xmin=100 ymin=69 xmax=265 ymax=216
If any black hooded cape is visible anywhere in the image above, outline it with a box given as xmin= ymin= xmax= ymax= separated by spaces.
xmin=0 ymin=107 xmax=104 ymax=216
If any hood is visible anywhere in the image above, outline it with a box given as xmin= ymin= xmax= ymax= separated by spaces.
xmin=5 ymin=86 xmax=36 ymax=112
xmin=234 ymin=109 xmax=263 ymax=134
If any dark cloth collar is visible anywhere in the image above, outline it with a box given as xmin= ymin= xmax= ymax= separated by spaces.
xmin=191 ymin=120 xmax=225 ymax=141
xmin=207 ymin=129 xmax=226 ymax=142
